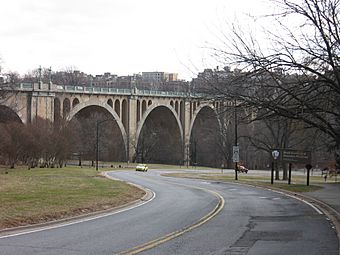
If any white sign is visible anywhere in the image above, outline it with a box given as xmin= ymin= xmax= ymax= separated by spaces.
xmin=233 ymin=146 xmax=239 ymax=163
xmin=272 ymin=150 xmax=280 ymax=160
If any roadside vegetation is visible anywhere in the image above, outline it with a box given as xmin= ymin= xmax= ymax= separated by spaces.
xmin=163 ymin=170 xmax=327 ymax=193
xmin=0 ymin=166 xmax=145 ymax=230
xmin=78 ymin=161 xmax=217 ymax=171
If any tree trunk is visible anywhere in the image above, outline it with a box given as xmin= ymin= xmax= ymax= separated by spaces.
xmin=275 ymin=162 xmax=280 ymax=180
xmin=282 ymin=162 xmax=288 ymax=180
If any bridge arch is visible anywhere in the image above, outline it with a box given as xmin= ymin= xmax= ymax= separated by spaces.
xmin=67 ymin=100 xmax=128 ymax=154
xmin=63 ymin=98 xmax=71 ymax=118
xmin=54 ymin=98 xmax=61 ymax=123
xmin=121 ymin=99 xmax=128 ymax=130
xmin=72 ymin=98 xmax=80 ymax=108
xmin=175 ymin=101 xmax=179 ymax=114
xmin=114 ymin=99 xmax=120 ymax=117
xmin=136 ymin=104 xmax=183 ymax=164
xmin=0 ymin=105 xmax=23 ymax=123
xmin=188 ymin=104 xmax=220 ymax=137
xmin=136 ymin=104 xmax=183 ymax=144
xmin=107 ymin=98 xmax=113 ymax=108
xmin=189 ymin=104 xmax=222 ymax=167
xmin=142 ymin=100 xmax=147 ymax=115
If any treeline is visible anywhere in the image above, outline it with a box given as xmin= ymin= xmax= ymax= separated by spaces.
xmin=0 ymin=118 xmax=78 ymax=168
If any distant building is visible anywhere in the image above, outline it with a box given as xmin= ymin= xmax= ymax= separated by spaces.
xmin=142 ymin=72 xmax=178 ymax=83
xmin=191 ymin=66 xmax=234 ymax=93
xmin=168 ymin=73 xmax=178 ymax=82
xmin=91 ymin=72 xmax=118 ymax=87
xmin=18 ymin=68 xmax=185 ymax=90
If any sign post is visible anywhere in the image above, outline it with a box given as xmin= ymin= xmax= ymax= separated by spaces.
xmin=305 ymin=164 xmax=312 ymax=186
xmin=272 ymin=149 xmax=312 ymax=186
xmin=271 ymin=150 xmax=280 ymax=185
xmin=233 ymin=146 xmax=239 ymax=181
xmin=288 ymin=163 xmax=292 ymax=185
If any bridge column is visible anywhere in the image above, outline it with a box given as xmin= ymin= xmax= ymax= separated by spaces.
xmin=127 ymin=97 xmax=138 ymax=162
xmin=183 ymin=100 xmax=192 ymax=167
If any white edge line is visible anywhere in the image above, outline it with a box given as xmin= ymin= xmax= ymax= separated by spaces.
xmin=0 ymin=186 xmax=156 ymax=239
xmin=231 ymin=182 xmax=324 ymax=215
xmin=274 ymin=190 xmax=323 ymax=215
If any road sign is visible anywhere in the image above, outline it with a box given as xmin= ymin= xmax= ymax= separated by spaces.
xmin=233 ymin=146 xmax=239 ymax=163
xmin=271 ymin=149 xmax=311 ymax=163
xmin=281 ymin=149 xmax=311 ymax=163
xmin=272 ymin=150 xmax=280 ymax=160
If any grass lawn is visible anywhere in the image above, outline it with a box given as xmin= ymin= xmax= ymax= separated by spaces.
xmin=0 ymin=166 xmax=145 ymax=229
xmin=80 ymin=161 xmax=216 ymax=171
xmin=163 ymin=172 xmax=324 ymax=193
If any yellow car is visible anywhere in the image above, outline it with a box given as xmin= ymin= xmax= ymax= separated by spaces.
xmin=136 ymin=164 xmax=148 ymax=172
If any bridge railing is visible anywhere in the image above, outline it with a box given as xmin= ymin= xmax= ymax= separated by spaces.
xmin=15 ymin=83 xmax=33 ymax=90
xmin=55 ymin=85 xmax=189 ymax=97
xmin=14 ymin=83 xmax=204 ymax=98
xmin=56 ymin=85 xmax=131 ymax=95
xmin=137 ymin=89 xmax=188 ymax=97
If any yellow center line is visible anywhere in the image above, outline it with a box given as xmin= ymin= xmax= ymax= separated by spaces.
xmin=115 ymin=182 xmax=225 ymax=255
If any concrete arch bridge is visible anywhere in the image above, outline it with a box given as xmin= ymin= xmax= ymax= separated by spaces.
xmin=1 ymin=83 xmax=233 ymax=166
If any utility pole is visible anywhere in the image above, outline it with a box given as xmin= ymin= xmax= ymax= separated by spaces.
xmin=38 ymin=65 xmax=42 ymax=89
xmin=48 ymin=66 xmax=52 ymax=90
xmin=234 ymin=99 xmax=238 ymax=180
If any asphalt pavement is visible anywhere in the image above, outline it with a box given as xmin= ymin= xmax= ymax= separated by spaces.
xmin=0 ymin=170 xmax=338 ymax=255
xmin=305 ymin=183 xmax=340 ymax=212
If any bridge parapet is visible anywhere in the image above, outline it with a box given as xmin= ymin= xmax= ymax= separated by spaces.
xmin=13 ymin=83 xmax=207 ymax=98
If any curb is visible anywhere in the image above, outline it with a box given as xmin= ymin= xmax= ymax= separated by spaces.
xmin=101 ymin=171 xmax=154 ymax=201
xmin=0 ymin=171 xmax=153 ymax=236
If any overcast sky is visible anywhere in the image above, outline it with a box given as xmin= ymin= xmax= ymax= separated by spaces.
xmin=0 ymin=0 xmax=269 ymax=80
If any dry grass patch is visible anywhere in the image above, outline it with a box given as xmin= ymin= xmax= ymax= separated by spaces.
xmin=0 ymin=166 xmax=144 ymax=229
xmin=163 ymin=172 xmax=323 ymax=193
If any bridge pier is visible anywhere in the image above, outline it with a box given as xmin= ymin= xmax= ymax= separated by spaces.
xmin=183 ymin=100 xmax=192 ymax=167
xmin=30 ymin=91 xmax=55 ymax=123
xmin=127 ymin=96 xmax=138 ymax=163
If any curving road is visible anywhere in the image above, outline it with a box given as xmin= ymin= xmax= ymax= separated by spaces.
xmin=0 ymin=170 xmax=338 ymax=255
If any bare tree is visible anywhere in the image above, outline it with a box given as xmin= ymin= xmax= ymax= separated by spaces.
xmin=208 ymin=0 xmax=340 ymax=161
xmin=51 ymin=119 xmax=80 ymax=167
xmin=69 ymin=110 xmax=123 ymax=165
xmin=0 ymin=60 xmax=18 ymax=104
xmin=135 ymin=130 xmax=159 ymax=163
xmin=216 ymin=117 xmax=233 ymax=168
xmin=0 ymin=121 xmax=30 ymax=168
xmin=22 ymin=67 xmax=52 ymax=84
xmin=0 ymin=116 xmax=81 ymax=168
xmin=240 ymin=115 xmax=320 ymax=178
xmin=53 ymin=66 xmax=88 ymax=86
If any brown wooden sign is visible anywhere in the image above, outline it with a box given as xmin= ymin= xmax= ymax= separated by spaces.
xmin=281 ymin=149 xmax=311 ymax=164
